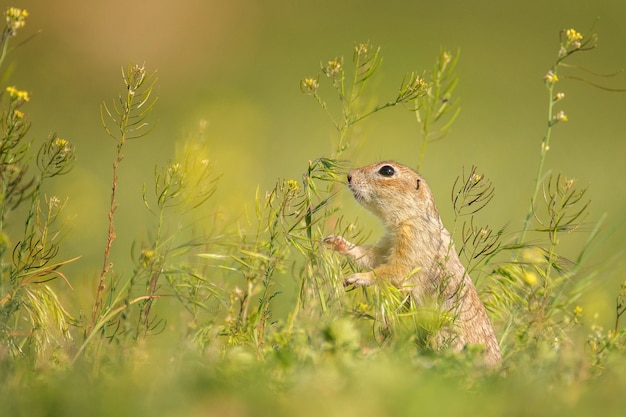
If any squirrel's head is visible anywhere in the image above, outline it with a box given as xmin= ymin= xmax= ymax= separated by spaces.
xmin=347 ymin=161 xmax=439 ymax=226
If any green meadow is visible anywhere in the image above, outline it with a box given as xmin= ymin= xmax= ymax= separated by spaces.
xmin=2 ymin=1 xmax=626 ymax=416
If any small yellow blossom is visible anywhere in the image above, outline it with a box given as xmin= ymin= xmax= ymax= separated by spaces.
xmin=554 ymin=92 xmax=565 ymax=101
xmin=5 ymin=7 xmax=28 ymax=20
xmin=544 ymin=71 xmax=559 ymax=84
xmin=13 ymin=109 xmax=24 ymax=118
xmin=323 ymin=59 xmax=343 ymax=77
xmin=54 ymin=137 xmax=68 ymax=148
xmin=355 ymin=43 xmax=368 ymax=56
xmin=522 ymin=270 xmax=539 ymax=286
xmin=5 ymin=86 xmax=30 ymax=102
xmin=573 ymin=305 xmax=583 ymax=317
xmin=286 ymin=179 xmax=299 ymax=191
xmin=5 ymin=7 xmax=28 ymax=35
xmin=555 ymin=110 xmax=568 ymax=122
xmin=566 ymin=28 xmax=583 ymax=42
xmin=140 ymin=248 xmax=156 ymax=267
xmin=300 ymin=77 xmax=319 ymax=95
xmin=409 ymin=76 xmax=427 ymax=92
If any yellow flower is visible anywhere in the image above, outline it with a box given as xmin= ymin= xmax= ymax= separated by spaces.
xmin=5 ymin=7 xmax=28 ymax=35
xmin=565 ymin=28 xmax=583 ymax=42
xmin=54 ymin=137 xmax=68 ymax=148
xmin=555 ymin=110 xmax=568 ymax=122
xmin=5 ymin=86 xmax=30 ymax=102
xmin=355 ymin=43 xmax=368 ymax=56
xmin=323 ymin=59 xmax=343 ymax=77
xmin=522 ymin=270 xmax=538 ymax=287
xmin=573 ymin=305 xmax=583 ymax=317
xmin=471 ymin=173 xmax=483 ymax=184
xmin=544 ymin=71 xmax=559 ymax=84
xmin=13 ymin=109 xmax=24 ymax=118
xmin=286 ymin=179 xmax=299 ymax=191
xmin=5 ymin=7 xmax=28 ymax=20
xmin=300 ymin=77 xmax=319 ymax=95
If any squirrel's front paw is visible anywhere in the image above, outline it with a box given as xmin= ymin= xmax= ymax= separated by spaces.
xmin=323 ymin=235 xmax=352 ymax=255
xmin=343 ymin=272 xmax=374 ymax=288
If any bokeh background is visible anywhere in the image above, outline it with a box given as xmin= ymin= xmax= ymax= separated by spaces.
xmin=7 ymin=0 xmax=626 ymax=323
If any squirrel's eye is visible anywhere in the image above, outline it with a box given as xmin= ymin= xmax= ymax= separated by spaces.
xmin=378 ymin=165 xmax=395 ymax=177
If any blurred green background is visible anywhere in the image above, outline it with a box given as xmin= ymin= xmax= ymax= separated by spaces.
xmin=8 ymin=0 xmax=626 ymax=322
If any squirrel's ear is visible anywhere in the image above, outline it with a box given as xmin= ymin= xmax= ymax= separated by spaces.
xmin=416 ymin=179 xmax=420 ymax=190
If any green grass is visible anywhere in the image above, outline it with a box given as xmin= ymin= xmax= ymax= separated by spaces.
xmin=1 ymin=8 xmax=626 ymax=417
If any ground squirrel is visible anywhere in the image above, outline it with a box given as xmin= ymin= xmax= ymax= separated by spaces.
xmin=325 ymin=161 xmax=501 ymax=366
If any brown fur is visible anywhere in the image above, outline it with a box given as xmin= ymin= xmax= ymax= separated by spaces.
xmin=325 ymin=161 xmax=501 ymax=366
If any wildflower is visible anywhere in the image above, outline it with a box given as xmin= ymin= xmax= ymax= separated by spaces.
xmin=125 ymin=63 xmax=147 ymax=95
xmin=13 ymin=109 xmax=24 ymax=118
xmin=566 ymin=28 xmax=583 ymax=43
xmin=323 ymin=58 xmax=343 ymax=78
xmin=286 ymin=179 xmax=299 ymax=191
xmin=49 ymin=196 xmax=60 ymax=207
xmin=357 ymin=302 xmax=369 ymax=313
xmin=140 ymin=249 xmax=156 ymax=267
xmin=471 ymin=173 xmax=483 ymax=184
xmin=573 ymin=305 xmax=583 ymax=318
xmin=5 ymin=86 xmax=30 ymax=102
xmin=564 ymin=177 xmax=575 ymax=189
xmin=54 ymin=137 xmax=68 ymax=148
xmin=522 ymin=270 xmax=538 ymax=286
xmin=355 ymin=43 xmax=368 ymax=56
xmin=300 ymin=77 xmax=319 ymax=95
xmin=397 ymin=72 xmax=428 ymax=102
xmin=544 ymin=71 xmax=559 ymax=84
xmin=554 ymin=92 xmax=565 ymax=102
xmin=52 ymin=137 xmax=72 ymax=158
xmin=408 ymin=76 xmax=427 ymax=92
xmin=5 ymin=7 xmax=28 ymax=36
xmin=555 ymin=110 xmax=568 ymax=122
xmin=169 ymin=162 xmax=181 ymax=174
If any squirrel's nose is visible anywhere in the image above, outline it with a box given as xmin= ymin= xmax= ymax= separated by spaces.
xmin=347 ymin=172 xmax=352 ymax=184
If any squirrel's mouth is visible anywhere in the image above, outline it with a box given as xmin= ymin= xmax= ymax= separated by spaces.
xmin=348 ymin=184 xmax=364 ymax=203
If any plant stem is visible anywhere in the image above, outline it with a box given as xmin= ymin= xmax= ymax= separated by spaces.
xmin=517 ymin=70 xmax=557 ymax=247
xmin=90 ymin=144 xmax=124 ymax=332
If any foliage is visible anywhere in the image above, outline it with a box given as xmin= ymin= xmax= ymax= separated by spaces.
xmin=1 ymin=8 xmax=626 ymax=417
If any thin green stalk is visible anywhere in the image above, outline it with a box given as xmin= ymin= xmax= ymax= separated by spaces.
xmin=91 ymin=64 xmax=156 ymax=334
xmin=0 ymin=33 xmax=10 ymax=71
xmin=517 ymin=74 xmax=556 ymax=247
